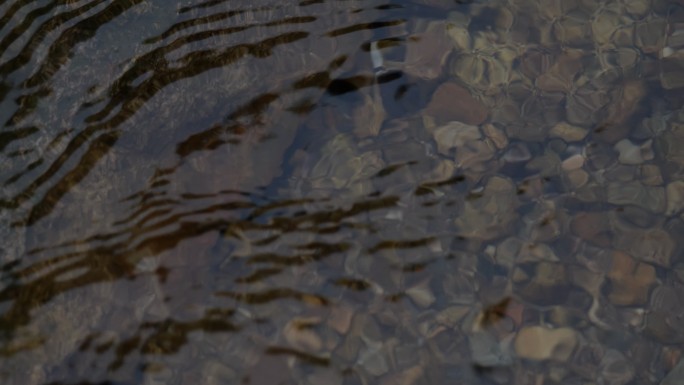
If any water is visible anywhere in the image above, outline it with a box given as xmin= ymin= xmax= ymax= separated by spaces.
xmin=2 ymin=0 xmax=684 ymax=384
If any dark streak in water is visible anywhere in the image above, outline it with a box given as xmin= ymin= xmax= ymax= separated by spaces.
xmin=326 ymin=19 xmax=405 ymax=37
xmin=216 ymin=288 xmax=328 ymax=305
xmin=265 ymin=346 xmax=330 ymax=366
xmin=414 ymin=175 xmax=466 ymax=195
xmin=367 ymin=236 xmax=436 ymax=253
xmin=0 ymin=0 xmax=110 ymax=78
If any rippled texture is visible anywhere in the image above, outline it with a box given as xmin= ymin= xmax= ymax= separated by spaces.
xmin=0 ymin=1 xmax=451 ymax=383
xmin=3 ymin=0 xmax=684 ymax=384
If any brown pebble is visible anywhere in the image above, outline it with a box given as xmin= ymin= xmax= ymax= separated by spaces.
xmin=606 ymin=251 xmax=655 ymax=306
xmin=570 ymin=211 xmax=612 ymax=248
xmin=424 ymin=82 xmax=488 ymax=125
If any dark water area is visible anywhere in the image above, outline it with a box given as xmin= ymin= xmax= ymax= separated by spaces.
xmin=3 ymin=0 xmax=684 ymax=384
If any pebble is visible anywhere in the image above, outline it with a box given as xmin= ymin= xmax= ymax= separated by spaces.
xmin=635 ymin=17 xmax=667 ymax=54
xmin=406 ymin=278 xmax=436 ymax=308
xmin=328 ymin=305 xmax=354 ymax=334
xmin=513 ymin=262 xmax=571 ymax=306
xmin=514 ymin=326 xmax=577 ymax=361
xmin=562 ymin=154 xmax=585 ymax=171
xmin=666 ymin=180 xmax=684 ymax=215
xmin=644 ymin=285 xmax=684 ymax=344
xmin=550 ymin=121 xmax=588 ymax=142
xmin=358 ymin=343 xmax=389 ymax=376
xmin=436 ymin=306 xmax=470 ymax=328
xmin=570 ymin=211 xmax=612 ymax=248
xmin=605 ymin=251 xmax=655 ymax=306
xmin=614 ymin=228 xmax=675 ymax=267
xmin=606 ymin=181 xmax=666 ymax=214
xmin=600 ymin=349 xmax=634 ymax=385
xmin=495 ymin=237 xmax=522 ymax=268
xmin=404 ymin=21 xmax=452 ymax=80
xmin=615 ymin=139 xmax=644 ymax=165
xmin=432 ymin=121 xmax=481 ymax=155
xmin=423 ymin=82 xmax=488 ymax=126
xmin=624 ymin=0 xmax=651 ymax=16
xmin=456 ymin=139 xmax=497 ymax=172
xmin=661 ymin=358 xmax=684 ymax=385
xmin=502 ymin=142 xmax=532 ymax=163
xmin=482 ymin=123 xmax=508 ymax=149
xmin=639 ymin=164 xmax=664 ymax=186
xmin=567 ymin=169 xmax=590 ymax=188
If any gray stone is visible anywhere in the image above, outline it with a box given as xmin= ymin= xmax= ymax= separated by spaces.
xmin=600 ymin=349 xmax=634 ymax=385
xmin=606 ymin=181 xmax=665 ymax=214
xmin=615 ymin=139 xmax=643 ymax=165
xmin=615 ymin=228 xmax=675 ymax=267
xmin=661 ymin=358 xmax=684 ymax=385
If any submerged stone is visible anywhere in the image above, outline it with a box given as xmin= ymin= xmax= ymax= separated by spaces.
xmin=404 ymin=21 xmax=453 ymax=80
xmin=614 ymin=228 xmax=675 ymax=267
xmin=550 ymin=121 xmax=588 ymax=142
xmin=433 ymin=121 xmax=482 ymax=155
xmin=513 ymin=262 xmax=571 ymax=306
xmin=606 ymin=181 xmax=666 ymax=214
xmin=514 ymin=326 xmax=577 ymax=361
xmin=661 ymin=357 xmax=684 ymax=385
xmin=605 ymin=251 xmax=656 ymax=306
xmin=615 ymin=139 xmax=644 ymax=165
xmin=423 ymin=82 xmax=488 ymax=126
xmin=644 ymin=284 xmax=684 ymax=344
xmin=454 ymin=175 xmax=519 ymax=240
xmin=666 ymin=180 xmax=684 ymax=215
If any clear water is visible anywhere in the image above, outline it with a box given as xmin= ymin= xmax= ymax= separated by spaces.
xmin=1 ymin=0 xmax=684 ymax=384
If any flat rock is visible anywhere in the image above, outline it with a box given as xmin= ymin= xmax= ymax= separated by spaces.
xmin=606 ymin=181 xmax=665 ymax=214
xmin=513 ymin=262 xmax=572 ymax=306
xmin=514 ymin=326 xmax=577 ymax=361
xmin=615 ymin=139 xmax=644 ymax=165
xmin=433 ymin=121 xmax=481 ymax=155
xmin=570 ymin=211 xmax=612 ymax=248
xmin=614 ymin=228 xmax=675 ymax=267
xmin=404 ymin=21 xmax=452 ymax=80
xmin=550 ymin=121 xmax=588 ymax=142
xmin=424 ymin=82 xmax=488 ymax=126
xmin=605 ymin=251 xmax=655 ymax=306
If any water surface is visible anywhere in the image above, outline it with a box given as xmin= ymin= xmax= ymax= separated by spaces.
xmin=2 ymin=0 xmax=684 ymax=384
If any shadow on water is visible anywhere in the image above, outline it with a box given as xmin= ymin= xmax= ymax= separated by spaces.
xmin=0 ymin=0 xmax=470 ymax=383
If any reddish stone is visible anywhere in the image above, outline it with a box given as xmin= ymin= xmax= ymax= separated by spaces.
xmin=424 ymin=82 xmax=488 ymax=126
xmin=570 ymin=211 xmax=612 ymax=247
